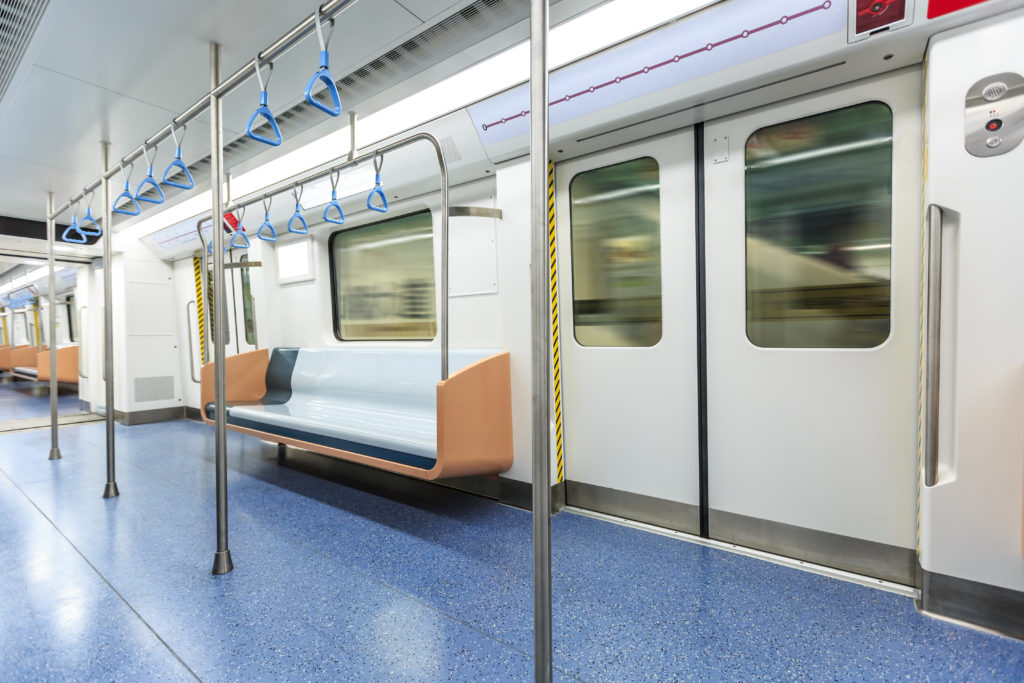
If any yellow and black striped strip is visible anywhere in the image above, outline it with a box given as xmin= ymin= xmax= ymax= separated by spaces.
xmin=193 ymin=257 xmax=207 ymax=365
xmin=32 ymin=304 xmax=40 ymax=346
xmin=548 ymin=161 xmax=565 ymax=484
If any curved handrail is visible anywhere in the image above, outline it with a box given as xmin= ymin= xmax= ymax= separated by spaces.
xmin=113 ymin=163 xmax=141 ymax=216
xmin=304 ymin=12 xmax=341 ymax=117
xmin=246 ymin=61 xmax=282 ymax=146
xmin=323 ymin=171 xmax=345 ymax=224
xmin=221 ymin=132 xmax=451 ymax=378
xmin=162 ymin=124 xmax=195 ymax=190
xmin=367 ymin=151 xmax=388 ymax=213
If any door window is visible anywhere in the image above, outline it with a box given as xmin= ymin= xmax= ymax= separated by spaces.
xmin=745 ymin=102 xmax=893 ymax=348
xmin=569 ymin=157 xmax=662 ymax=347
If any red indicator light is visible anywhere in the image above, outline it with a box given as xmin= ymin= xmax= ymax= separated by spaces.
xmin=986 ymin=119 xmax=1003 ymax=132
xmin=928 ymin=0 xmax=991 ymax=19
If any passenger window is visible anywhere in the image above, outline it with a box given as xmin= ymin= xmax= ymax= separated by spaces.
xmin=745 ymin=102 xmax=893 ymax=348
xmin=329 ymin=210 xmax=436 ymax=341
xmin=569 ymin=157 xmax=662 ymax=347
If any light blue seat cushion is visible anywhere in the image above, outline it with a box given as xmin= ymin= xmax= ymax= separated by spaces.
xmin=228 ymin=348 xmax=496 ymax=461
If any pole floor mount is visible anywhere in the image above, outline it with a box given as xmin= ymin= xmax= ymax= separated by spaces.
xmin=48 ymin=447 xmax=61 ymax=461
xmin=212 ymin=550 xmax=234 ymax=575
xmin=102 ymin=482 xmax=120 ymax=498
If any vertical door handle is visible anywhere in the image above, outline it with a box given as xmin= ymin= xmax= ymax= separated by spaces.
xmin=924 ymin=204 xmax=945 ymax=487
xmin=186 ymin=301 xmax=200 ymax=384
xmin=78 ymin=306 xmax=88 ymax=379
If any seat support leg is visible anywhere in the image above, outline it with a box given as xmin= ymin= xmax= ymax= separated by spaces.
xmin=277 ymin=443 xmax=286 ymax=462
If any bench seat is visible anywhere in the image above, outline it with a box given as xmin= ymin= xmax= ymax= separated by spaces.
xmin=201 ymin=347 xmax=514 ymax=480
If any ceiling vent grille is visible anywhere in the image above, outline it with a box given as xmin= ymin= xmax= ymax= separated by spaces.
xmin=0 ymin=0 xmax=49 ymax=103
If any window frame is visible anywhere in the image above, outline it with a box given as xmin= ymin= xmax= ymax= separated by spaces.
xmin=327 ymin=209 xmax=437 ymax=343
xmin=742 ymin=100 xmax=895 ymax=350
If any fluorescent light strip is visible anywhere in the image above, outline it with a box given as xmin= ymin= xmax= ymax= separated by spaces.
xmin=130 ymin=0 xmax=718 ymax=241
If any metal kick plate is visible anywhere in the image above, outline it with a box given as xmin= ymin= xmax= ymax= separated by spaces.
xmin=965 ymin=72 xmax=1024 ymax=157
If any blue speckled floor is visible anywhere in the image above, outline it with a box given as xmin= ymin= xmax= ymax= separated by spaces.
xmin=0 ymin=419 xmax=1022 ymax=681
xmin=0 ymin=381 xmax=83 ymax=421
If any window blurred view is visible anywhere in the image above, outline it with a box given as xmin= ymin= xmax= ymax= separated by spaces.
xmin=745 ymin=102 xmax=893 ymax=348
xmin=569 ymin=157 xmax=662 ymax=347
xmin=331 ymin=210 xmax=436 ymax=341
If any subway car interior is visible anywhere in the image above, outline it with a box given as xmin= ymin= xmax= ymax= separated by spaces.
xmin=1 ymin=0 xmax=1023 ymax=679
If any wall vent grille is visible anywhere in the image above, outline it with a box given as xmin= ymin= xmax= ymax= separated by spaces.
xmin=134 ymin=376 xmax=174 ymax=403
xmin=0 ymin=0 xmax=49 ymax=103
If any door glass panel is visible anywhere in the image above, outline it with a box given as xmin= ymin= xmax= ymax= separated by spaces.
xmin=745 ymin=102 xmax=893 ymax=348
xmin=569 ymin=157 xmax=662 ymax=347
xmin=330 ymin=210 xmax=436 ymax=341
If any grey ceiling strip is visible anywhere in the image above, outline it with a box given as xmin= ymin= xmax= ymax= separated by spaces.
xmin=0 ymin=0 xmax=49 ymax=104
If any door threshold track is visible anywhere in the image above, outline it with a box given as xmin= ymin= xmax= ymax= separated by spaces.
xmin=564 ymin=505 xmax=920 ymax=599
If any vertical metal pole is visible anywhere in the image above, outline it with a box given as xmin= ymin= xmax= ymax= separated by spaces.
xmin=530 ymin=0 xmax=552 ymax=680
xmin=46 ymin=193 xmax=61 ymax=461
xmin=102 ymin=142 xmax=119 ymax=498
xmin=210 ymin=42 xmax=233 ymax=576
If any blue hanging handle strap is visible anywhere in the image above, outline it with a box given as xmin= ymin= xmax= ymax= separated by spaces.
xmin=229 ymin=206 xmax=250 ymax=249
xmin=162 ymin=123 xmax=195 ymax=190
xmin=288 ymin=185 xmax=309 ymax=234
xmin=112 ymin=162 xmax=141 ymax=216
xmin=78 ymin=190 xmax=103 ymax=237
xmin=323 ymin=170 xmax=345 ymax=225
xmin=258 ymin=195 xmax=278 ymax=242
xmin=61 ymin=202 xmax=87 ymax=243
xmin=367 ymin=151 xmax=389 ymax=213
xmin=247 ymin=59 xmax=282 ymax=146
xmin=135 ymin=146 xmax=166 ymax=204
xmin=304 ymin=12 xmax=341 ymax=117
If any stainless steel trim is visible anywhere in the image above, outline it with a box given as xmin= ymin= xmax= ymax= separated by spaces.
xmin=530 ymin=1 xmax=552 ymax=681
xmin=567 ymin=506 xmax=920 ymax=599
xmin=186 ymin=301 xmax=200 ymax=384
xmin=566 ymin=480 xmax=700 ymax=535
xmin=46 ymin=192 xmax=60 ymax=461
xmin=78 ymin=305 xmax=87 ymax=379
xmin=710 ymin=507 xmax=917 ymax=586
xmin=450 ymin=206 xmax=503 ymax=219
xmin=925 ymin=204 xmax=943 ymax=488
